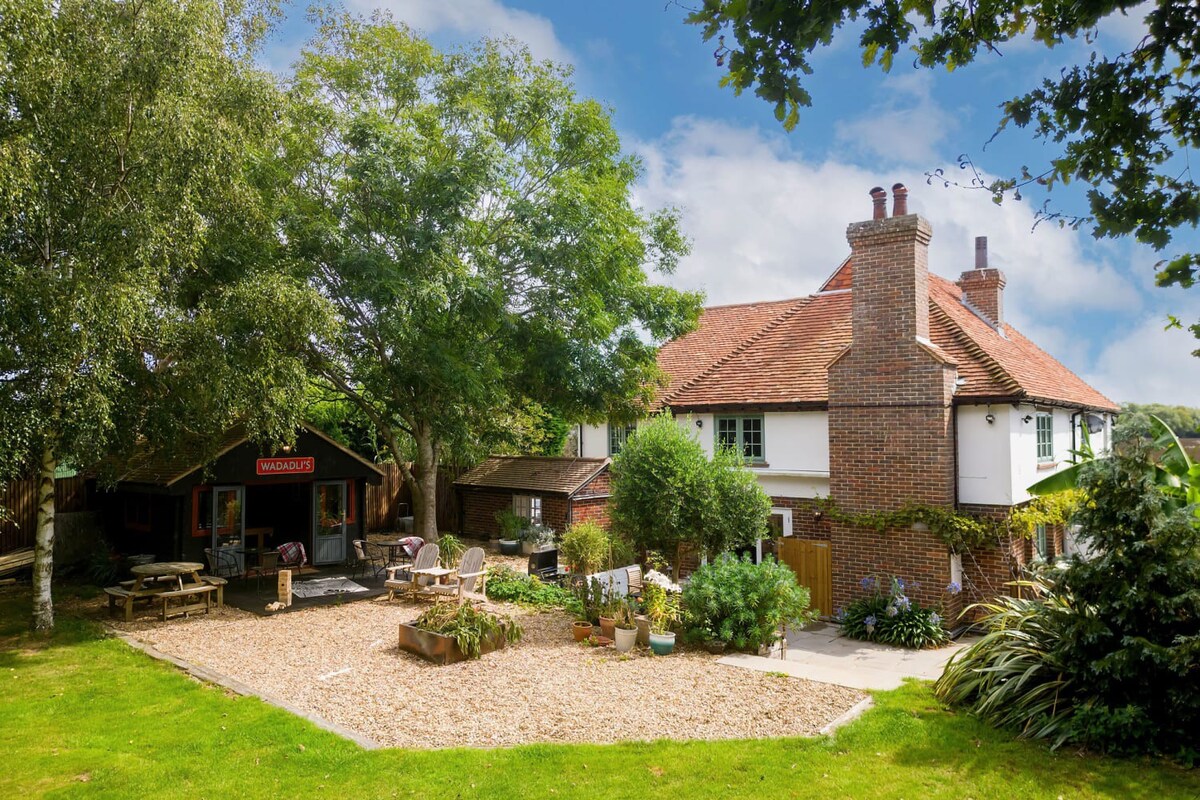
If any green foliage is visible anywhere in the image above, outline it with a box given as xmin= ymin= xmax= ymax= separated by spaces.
xmin=936 ymin=574 xmax=1076 ymax=745
xmin=1007 ymin=491 xmax=1083 ymax=537
xmin=1120 ymin=403 xmax=1200 ymax=437
xmin=434 ymin=533 xmax=465 ymax=564
xmin=610 ymin=415 xmax=770 ymax=564
xmin=494 ymin=509 xmax=528 ymax=540
xmin=412 ymin=602 xmax=522 ymax=660
xmin=282 ymin=13 xmax=701 ymax=537
xmin=818 ymin=498 xmax=999 ymax=553
xmin=686 ymin=1 xmax=1200 ymax=351
xmin=840 ymin=575 xmax=949 ymax=649
xmin=682 ymin=554 xmax=813 ymax=650
xmin=559 ymin=521 xmax=611 ymax=576
xmin=484 ymin=566 xmax=581 ymax=615
xmin=939 ymin=441 xmax=1200 ymax=763
xmin=304 ymin=384 xmax=385 ymax=461
xmin=641 ymin=580 xmax=681 ymax=634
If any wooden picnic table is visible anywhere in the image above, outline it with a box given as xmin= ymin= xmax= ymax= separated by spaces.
xmin=105 ymin=561 xmax=220 ymax=622
xmin=130 ymin=561 xmax=205 ymax=592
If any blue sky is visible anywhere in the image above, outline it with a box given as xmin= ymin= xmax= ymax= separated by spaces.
xmin=267 ymin=1 xmax=1200 ymax=405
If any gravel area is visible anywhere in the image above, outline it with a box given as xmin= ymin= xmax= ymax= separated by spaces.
xmin=105 ymin=596 xmax=865 ymax=749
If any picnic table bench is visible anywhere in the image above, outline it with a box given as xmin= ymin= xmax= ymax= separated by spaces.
xmin=157 ymin=584 xmax=218 ymax=621
xmin=104 ymin=561 xmax=222 ymax=622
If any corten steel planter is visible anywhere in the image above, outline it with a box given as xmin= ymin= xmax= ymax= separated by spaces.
xmin=397 ymin=623 xmax=510 ymax=665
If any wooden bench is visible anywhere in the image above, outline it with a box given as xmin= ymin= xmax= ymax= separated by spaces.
xmin=200 ymin=575 xmax=227 ymax=606
xmin=104 ymin=587 xmax=138 ymax=622
xmin=157 ymin=584 xmax=217 ymax=621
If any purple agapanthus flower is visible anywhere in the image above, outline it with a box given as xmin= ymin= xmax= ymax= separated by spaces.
xmin=864 ymin=614 xmax=877 ymax=629
xmin=834 ymin=607 xmax=847 ymax=622
xmin=894 ymin=595 xmax=911 ymax=612
xmin=894 ymin=577 xmax=906 ymax=592
xmin=930 ymin=612 xmax=942 ymax=626
xmin=946 ymin=581 xmax=962 ymax=595
xmin=860 ymin=576 xmax=875 ymax=591
xmin=885 ymin=603 xmax=899 ymax=617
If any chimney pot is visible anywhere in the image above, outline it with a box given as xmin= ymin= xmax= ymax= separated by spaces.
xmin=975 ymin=236 xmax=988 ymax=269
xmin=870 ymin=186 xmax=887 ymax=220
xmin=891 ymin=183 xmax=908 ymax=216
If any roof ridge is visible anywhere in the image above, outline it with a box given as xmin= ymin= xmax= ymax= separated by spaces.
xmin=662 ymin=295 xmax=814 ymax=406
xmin=929 ymin=298 xmax=1023 ymax=397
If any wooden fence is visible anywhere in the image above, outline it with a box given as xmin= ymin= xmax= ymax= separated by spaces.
xmin=364 ymin=463 xmax=462 ymax=534
xmin=0 ymin=475 xmax=89 ymax=555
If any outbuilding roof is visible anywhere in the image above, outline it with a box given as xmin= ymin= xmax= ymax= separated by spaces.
xmin=454 ymin=456 xmax=610 ymax=496
xmin=659 ymin=259 xmax=1118 ymax=413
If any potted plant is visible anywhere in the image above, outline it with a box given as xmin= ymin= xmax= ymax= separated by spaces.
xmin=495 ymin=509 xmax=526 ymax=555
xmin=644 ymin=583 xmax=680 ymax=655
xmin=559 ymin=521 xmax=609 ymax=576
xmin=522 ymin=523 xmax=555 ymax=555
xmin=597 ymin=581 xmax=622 ymax=639
xmin=571 ymin=620 xmax=594 ymax=642
xmin=398 ymin=603 xmax=522 ymax=665
xmin=612 ymin=601 xmax=638 ymax=653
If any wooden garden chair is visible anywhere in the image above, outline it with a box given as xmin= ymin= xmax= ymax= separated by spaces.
xmin=426 ymin=547 xmax=488 ymax=604
xmin=384 ymin=542 xmax=439 ymax=601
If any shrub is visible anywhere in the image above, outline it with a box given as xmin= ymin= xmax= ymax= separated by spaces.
xmin=682 ymin=553 xmax=813 ymax=650
xmin=485 ymin=566 xmax=582 ymax=615
xmin=435 ymin=532 xmax=465 ymax=563
xmin=412 ymin=602 xmax=522 ymax=659
xmin=494 ymin=508 xmax=528 ymax=540
xmin=559 ymin=521 xmax=610 ymax=575
xmin=840 ymin=574 xmax=949 ymax=649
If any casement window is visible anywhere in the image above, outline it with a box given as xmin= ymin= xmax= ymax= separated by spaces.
xmin=513 ymin=494 xmax=543 ymax=524
xmin=1034 ymin=524 xmax=1049 ymax=560
xmin=608 ymin=422 xmax=637 ymax=456
xmin=716 ymin=415 xmax=765 ymax=463
xmin=1036 ymin=412 xmax=1054 ymax=463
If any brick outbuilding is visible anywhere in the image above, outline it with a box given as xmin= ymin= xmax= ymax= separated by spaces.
xmin=455 ymin=456 xmax=611 ymax=538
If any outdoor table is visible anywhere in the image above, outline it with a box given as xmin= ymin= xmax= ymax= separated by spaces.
xmin=129 ymin=561 xmax=206 ymax=593
xmin=409 ymin=566 xmax=455 ymax=596
xmin=376 ymin=539 xmax=414 ymax=564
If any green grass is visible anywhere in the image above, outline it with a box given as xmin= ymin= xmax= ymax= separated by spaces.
xmin=0 ymin=589 xmax=1196 ymax=799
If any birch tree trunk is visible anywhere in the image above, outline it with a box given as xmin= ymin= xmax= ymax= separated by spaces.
xmin=31 ymin=445 xmax=56 ymax=632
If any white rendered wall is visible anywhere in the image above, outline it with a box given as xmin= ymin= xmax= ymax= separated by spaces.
xmin=580 ymin=423 xmax=609 ymax=458
xmin=957 ymin=405 xmax=1014 ymax=505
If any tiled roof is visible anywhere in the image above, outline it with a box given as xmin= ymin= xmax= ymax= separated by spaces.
xmin=663 ymin=261 xmax=1118 ymax=412
xmin=454 ymin=456 xmax=610 ymax=496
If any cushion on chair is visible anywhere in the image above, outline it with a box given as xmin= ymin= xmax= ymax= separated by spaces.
xmin=278 ymin=541 xmax=306 ymax=567
xmin=398 ymin=536 xmax=425 ymax=559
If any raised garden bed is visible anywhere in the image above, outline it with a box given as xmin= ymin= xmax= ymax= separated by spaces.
xmin=397 ymin=621 xmax=512 ymax=665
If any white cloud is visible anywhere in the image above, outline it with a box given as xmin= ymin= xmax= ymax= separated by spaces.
xmin=632 ymin=115 xmax=1165 ymax=400
xmin=1095 ymin=1 xmax=1153 ymax=51
xmin=348 ymin=0 xmax=574 ymax=66
xmin=833 ymin=73 xmax=958 ymax=165
xmin=1085 ymin=311 xmax=1200 ymax=405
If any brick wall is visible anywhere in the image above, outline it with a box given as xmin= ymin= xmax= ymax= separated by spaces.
xmin=460 ymin=489 xmax=569 ymax=538
xmin=768 ymin=496 xmax=831 ymax=540
xmin=826 ymin=197 xmax=959 ymax=612
xmin=570 ymin=497 xmax=611 ymax=529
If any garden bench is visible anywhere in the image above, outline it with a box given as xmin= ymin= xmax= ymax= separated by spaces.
xmin=157 ymin=584 xmax=217 ymax=621
xmin=104 ymin=586 xmax=138 ymax=623
xmin=199 ymin=575 xmax=227 ymax=606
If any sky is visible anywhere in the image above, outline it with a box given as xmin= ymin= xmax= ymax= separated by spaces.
xmin=266 ymin=1 xmax=1200 ymax=406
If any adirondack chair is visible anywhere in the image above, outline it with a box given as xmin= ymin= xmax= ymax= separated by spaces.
xmin=384 ymin=542 xmax=439 ymax=601
xmin=426 ymin=547 xmax=488 ymax=604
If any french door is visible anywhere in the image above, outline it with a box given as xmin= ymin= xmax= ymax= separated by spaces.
xmin=313 ymin=480 xmax=347 ymax=565
xmin=211 ymin=485 xmax=245 ymax=576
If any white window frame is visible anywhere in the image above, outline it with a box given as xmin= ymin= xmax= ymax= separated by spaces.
xmin=1035 ymin=412 xmax=1054 ymax=463
xmin=1034 ymin=523 xmax=1048 ymax=560
xmin=756 ymin=507 xmax=793 ymax=562
xmin=512 ymin=494 xmax=543 ymax=525
xmin=608 ymin=422 xmax=637 ymax=456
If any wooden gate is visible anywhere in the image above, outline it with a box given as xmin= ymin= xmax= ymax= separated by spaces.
xmin=777 ymin=538 xmax=833 ymax=617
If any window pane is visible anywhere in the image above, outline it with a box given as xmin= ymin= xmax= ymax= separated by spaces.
xmin=609 ymin=423 xmax=636 ymax=455
xmin=1035 ymin=524 xmax=1048 ymax=559
xmin=717 ymin=417 xmax=739 ymax=450
xmin=741 ymin=417 xmax=763 ymax=460
xmin=1036 ymin=413 xmax=1054 ymax=462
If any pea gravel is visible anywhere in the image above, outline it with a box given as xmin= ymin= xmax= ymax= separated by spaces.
xmin=105 ymin=596 xmax=864 ymax=750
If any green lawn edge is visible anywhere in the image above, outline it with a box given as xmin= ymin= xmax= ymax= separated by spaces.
xmin=0 ymin=591 xmax=1195 ymax=799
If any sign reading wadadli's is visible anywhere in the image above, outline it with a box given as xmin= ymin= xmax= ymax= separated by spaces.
xmin=255 ymin=456 xmax=315 ymax=476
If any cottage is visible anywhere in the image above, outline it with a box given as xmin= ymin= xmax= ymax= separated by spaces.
xmin=98 ymin=424 xmax=383 ymax=570
xmin=579 ymin=184 xmax=1119 ymax=616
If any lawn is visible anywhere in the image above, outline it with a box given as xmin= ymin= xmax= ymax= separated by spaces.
xmin=0 ymin=589 xmax=1195 ymax=799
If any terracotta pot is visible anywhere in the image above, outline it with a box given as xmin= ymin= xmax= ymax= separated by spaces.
xmin=571 ymin=621 xmax=593 ymax=642
xmin=635 ymin=615 xmax=650 ymax=646
xmin=648 ymin=631 xmax=676 ymax=656
xmin=614 ymin=626 xmax=638 ymax=653
xmin=598 ymin=616 xmax=616 ymax=639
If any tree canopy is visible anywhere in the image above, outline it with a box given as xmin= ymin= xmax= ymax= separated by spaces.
xmin=686 ymin=0 xmax=1200 ymax=350
xmin=282 ymin=13 xmax=702 ymax=538
xmin=0 ymin=0 xmax=324 ymax=630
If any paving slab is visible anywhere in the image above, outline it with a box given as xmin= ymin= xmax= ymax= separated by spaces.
xmin=718 ymin=624 xmax=971 ymax=691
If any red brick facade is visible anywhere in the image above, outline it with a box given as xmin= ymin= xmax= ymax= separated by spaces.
xmin=826 ymin=191 xmax=959 ymax=612
xmin=458 ymin=467 xmax=611 ymax=538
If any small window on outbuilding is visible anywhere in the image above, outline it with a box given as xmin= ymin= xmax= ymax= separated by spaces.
xmin=1036 ymin=412 xmax=1054 ymax=463
xmin=513 ymin=494 xmax=543 ymax=525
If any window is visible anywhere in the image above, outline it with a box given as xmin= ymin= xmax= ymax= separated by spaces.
xmin=1036 ymin=412 xmax=1054 ymax=463
xmin=608 ymin=422 xmax=637 ymax=456
xmin=1034 ymin=524 xmax=1049 ymax=560
xmin=513 ymin=494 xmax=543 ymax=524
xmin=716 ymin=415 xmax=765 ymax=462
xmin=192 ymin=486 xmax=213 ymax=538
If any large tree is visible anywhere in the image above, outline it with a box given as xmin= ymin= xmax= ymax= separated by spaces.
xmin=686 ymin=0 xmax=1200 ymax=348
xmin=0 ymin=0 xmax=324 ymax=631
xmin=282 ymin=13 xmax=701 ymax=539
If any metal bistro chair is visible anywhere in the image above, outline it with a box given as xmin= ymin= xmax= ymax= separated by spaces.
xmin=204 ymin=547 xmax=241 ymax=579
xmin=253 ymin=550 xmax=280 ymax=592
xmin=358 ymin=540 xmax=392 ymax=579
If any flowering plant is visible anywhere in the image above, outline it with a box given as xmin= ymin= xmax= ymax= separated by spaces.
xmin=840 ymin=572 xmax=950 ymax=649
xmin=643 ymin=569 xmax=682 ymax=593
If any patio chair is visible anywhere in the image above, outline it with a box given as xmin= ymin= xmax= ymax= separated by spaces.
xmin=358 ymin=540 xmax=391 ymax=579
xmin=253 ymin=550 xmax=280 ymax=592
xmin=277 ymin=541 xmax=307 ymax=573
xmin=427 ymin=546 xmax=487 ymax=604
xmin=384 ymin=542 xmax=439 ymax=601
xmin=351 ymin=539 xmax=370 ymax=579
xmin=625 ymin=565 xmax=643 ymax=599
xmin=204 ymin=547 xmax=241 ymax=579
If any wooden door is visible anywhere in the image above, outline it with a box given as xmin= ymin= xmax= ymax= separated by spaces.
xmin=777 ymin=538 xmax=833 ymax=618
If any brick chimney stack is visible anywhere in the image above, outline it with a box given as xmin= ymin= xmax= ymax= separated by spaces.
xmin=870 ymin=186 xmax=888 ymax=220
xmin=957 ymin=235 xmax=1006 ymax=327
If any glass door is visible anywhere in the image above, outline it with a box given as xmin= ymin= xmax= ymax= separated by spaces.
xmin=212 ymin=486 xmax=245 ymax=577
xmin=313 ymin=481 xmax=347 ymax=565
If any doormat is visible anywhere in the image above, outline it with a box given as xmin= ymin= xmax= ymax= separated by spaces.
xmin=291 ymin=576 xmax=370 ymax=598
